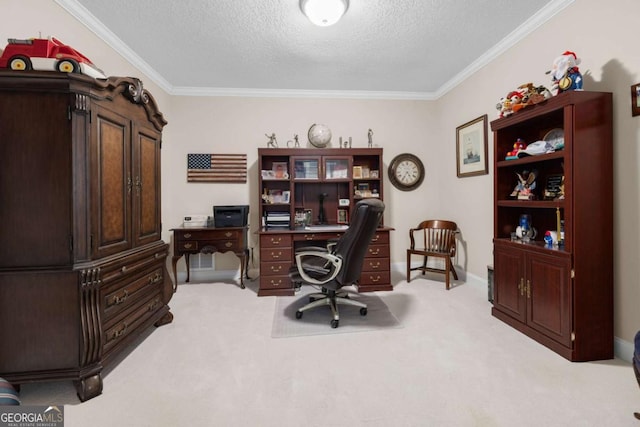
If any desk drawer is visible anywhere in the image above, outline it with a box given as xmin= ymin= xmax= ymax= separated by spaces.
xmin=370 ymin=231 xmax=389 ymax=245
xmin=259 ymin=275 xmax=291 ymax=290
xmin=177 ymin=229 xmax=241 ymax=241
xmin=200 ymin=240 xmax=241 ymax=252
xmin=359 ymin=271 xmax=390 ymax=286
xmin=293 ymin=232 xmax=343 ymax=242
xmin=177 ymin=241 xmax=199 ymax=252
xmin=260 ymin=261 xmax=290 ymax=276
xmin=366 ymin=244 xmax=389 ymax=258
xmin=260 ymin=234 xmax=292 ymax=248
xmin=262 ymin=247 xmax=293 ymax=262
xmin=362 ymin=257 xmax=390 ymax=272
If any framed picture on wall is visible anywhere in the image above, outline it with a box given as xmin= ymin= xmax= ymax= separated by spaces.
xmin=631 ymin=83 xmax=640 ymax=117
xmin=456 ymin=114 xmax=488 ymax=178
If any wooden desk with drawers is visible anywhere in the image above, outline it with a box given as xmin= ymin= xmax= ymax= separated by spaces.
xmin=258 ymin=227 xmax=393 ymax=297
xmin=171 ymin=226 xmax=249 ymax=291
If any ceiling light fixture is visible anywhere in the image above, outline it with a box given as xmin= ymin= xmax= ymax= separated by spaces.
xmin=300 ymin=0 xmax=349 ymax=27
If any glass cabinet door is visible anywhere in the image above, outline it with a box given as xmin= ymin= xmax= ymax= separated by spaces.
xmin=323 ymin=156 xmax=351 ymax=180
xmin=292 ymin=157 xmax=320 ymax=180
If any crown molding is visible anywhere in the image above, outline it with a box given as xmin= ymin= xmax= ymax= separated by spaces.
xmin=171 ymin=86 xmax=437 ymax=100
xmin=54 ymin=0 xmax=174 ymax=93
xmin=434 ymin=0 xmax=575 ymax=98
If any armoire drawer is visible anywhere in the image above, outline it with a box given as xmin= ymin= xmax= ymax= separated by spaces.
xmin=101 ymin=265 xmax=164 ymax=322
xmin=102 ymin=291 xmax=163 ymax=354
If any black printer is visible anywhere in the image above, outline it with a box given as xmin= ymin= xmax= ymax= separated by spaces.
xmin=213 ymin=205 xmax=249 ymax=227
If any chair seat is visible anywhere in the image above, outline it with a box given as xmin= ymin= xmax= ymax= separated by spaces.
xmin=410 ymin=248 xmax=452 ymax=255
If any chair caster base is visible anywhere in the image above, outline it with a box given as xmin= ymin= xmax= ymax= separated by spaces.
xmin=296 ymin=310 xmax=303 ymax=319
xmin=331 ymin=319 xmax=339 ymax=328
xmin=360 ymin=307 xmax=367 ymax=316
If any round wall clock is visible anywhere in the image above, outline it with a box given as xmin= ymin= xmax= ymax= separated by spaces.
xmin=307 ymin=124 xmax=332 ymax=148
xmin=388 ymin=153 xmax=425 ymax=191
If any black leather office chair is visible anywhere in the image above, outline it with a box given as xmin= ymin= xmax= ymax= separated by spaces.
xmin=289 ymin=199 xmax=385 ymax=328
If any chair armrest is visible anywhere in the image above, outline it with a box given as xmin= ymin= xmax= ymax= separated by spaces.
xmin=295 ymin=246 xmax=329 ymax=254
xmin=294 ymin=251 xmax=343 ymax=285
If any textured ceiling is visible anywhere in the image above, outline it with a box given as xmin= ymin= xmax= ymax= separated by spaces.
xmin=59 ymin=0 xmax=571 ymax=98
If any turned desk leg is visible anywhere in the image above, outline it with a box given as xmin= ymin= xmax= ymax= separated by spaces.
xmin=184 ymin=253 xmax=191 ymax=282
xmin=171 ymin=255 xmax=181 ymax=292
xmin=236 ymin=249 xmax=251 ymax=289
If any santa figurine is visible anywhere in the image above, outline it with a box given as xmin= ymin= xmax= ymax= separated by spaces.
xmin=547 ymin=51 xmax=583 ymax=95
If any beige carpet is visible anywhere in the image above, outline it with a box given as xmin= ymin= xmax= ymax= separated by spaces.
xmin=272 ymin=286 xmax=402 ymax=337
xmin=13 ymin=273 xmax=640 ymax=427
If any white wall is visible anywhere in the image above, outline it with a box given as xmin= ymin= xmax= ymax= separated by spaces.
xmin=2 ymin=0 xmax=639 ymax=344
xmin=164 ymin=96 xmax=441 ymax=268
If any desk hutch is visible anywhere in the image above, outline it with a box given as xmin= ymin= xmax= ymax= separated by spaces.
xmin=257 ymin=148 xmax=393 ymax=296
xmin=0 ymin=71 xmax=172 ymax=401
xmin=491 ymin=91 xmax=613 ymax=361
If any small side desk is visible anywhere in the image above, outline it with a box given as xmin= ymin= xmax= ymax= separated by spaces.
xmin=171 ymin=226 xmax=249 ymax=291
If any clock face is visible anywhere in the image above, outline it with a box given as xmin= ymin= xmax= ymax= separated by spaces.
xmin=388 ymin=153 xmax=425 ymax=191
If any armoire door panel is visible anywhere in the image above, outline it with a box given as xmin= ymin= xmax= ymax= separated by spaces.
xmin=133 ymin=125 xmax=162 ymax=247
xmin=92 ymin=106 xmax=132 ymax=258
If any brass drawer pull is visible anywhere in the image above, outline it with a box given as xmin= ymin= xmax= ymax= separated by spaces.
xmin=113 ymin=290 xmax=128 ymax=305
xmin=183 ymin=243 xmax=193 ymax=249
xmin=369 ymin=262 xmax=380 ymax=269
xmin=184 ymin=233 xmax=192 ymax=239
xmin=148 ymin=298 xmax=161 ymax=312
xmin=271 ymin=265 xmax=282 ymax=272
xmin=271 ymin=251 xmax=281 ymax=259
xmin=225 ymin=231 xmax=233 ymax=238
xmin=225 ymin=241 xmax=233 ymax=248
xmin=270 ymin=279 xmax=282 ymax=286
xmin=369 ymin=275 xmax=381 ymax=283
xmin=271 ymin=237 xmax=282 ymax=245
xmin=148 ymin=272 xmax=162 ymax=285
xmin=112 ymin=323 xmax=128 ymax=340
xmin=369 ymin=248 xmax=380 ymax=255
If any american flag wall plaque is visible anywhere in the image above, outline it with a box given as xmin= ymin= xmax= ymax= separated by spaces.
xmin=187 ymin=153 xmax=247 ymax=183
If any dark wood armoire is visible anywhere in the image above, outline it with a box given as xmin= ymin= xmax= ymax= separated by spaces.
xmin=0 ymin=70 xmax=173 ymax=401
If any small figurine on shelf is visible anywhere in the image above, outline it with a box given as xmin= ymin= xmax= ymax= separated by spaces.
xmin=510 ymin=169 xmax=538 ymax=199
xmin=546 ymin=51 xmax=583 ymax=95
xmin=286 ymin=134 xmax=300 ymax=147
xmin=505 ymin=138 xmax=527 ymax=160
xmin=265 ymin=133 xmax=278 ymax=148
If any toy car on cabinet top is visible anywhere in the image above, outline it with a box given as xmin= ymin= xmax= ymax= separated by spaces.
xmin=0 ymin=37 xmax=106 ymax=79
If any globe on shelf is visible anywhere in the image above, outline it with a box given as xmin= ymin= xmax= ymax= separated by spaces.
xmin=307 ymin=124 xmax=332 ymax=148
